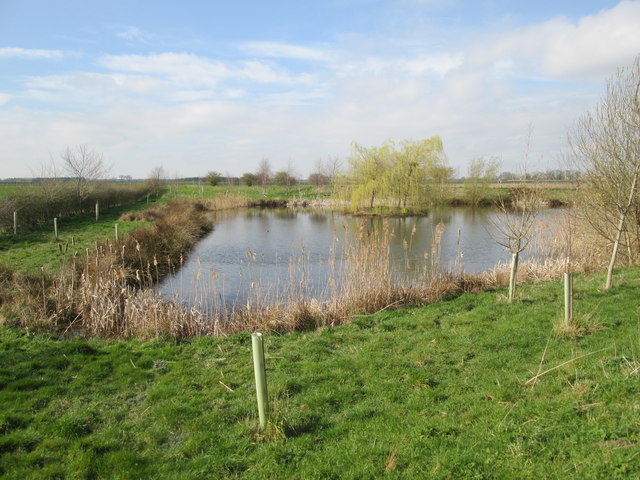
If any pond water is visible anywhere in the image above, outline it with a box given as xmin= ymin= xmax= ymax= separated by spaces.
xmin=158 ymin=207 xmax=560 ymax=311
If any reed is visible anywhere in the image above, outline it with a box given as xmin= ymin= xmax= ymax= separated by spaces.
xmin=0 ymin=200 xmax=629 ymax=339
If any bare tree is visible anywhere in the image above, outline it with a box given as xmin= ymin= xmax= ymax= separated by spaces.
xmin=147 ymin=166 xmax=166 ymax=197
xmin=256 ymin=157 xmax=272 ymax=195
xmin=34 ymin=155 xmax=67 ymax=221
xmin=570 ymin=55 xmax=640 ymax=289
xmin=490 ymin=188 xmax=540 ymax=302
xmin=61 ymin=145 xmax=108 ymax=213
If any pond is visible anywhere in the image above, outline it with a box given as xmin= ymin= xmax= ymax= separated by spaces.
xmin=158 ymin=207 xmax=561 ymax=312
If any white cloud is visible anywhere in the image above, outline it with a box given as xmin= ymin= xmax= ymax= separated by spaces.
xmin=334 ymin=52 xmax=463 ymax=79
xmin=2 ymin=2 xmax=640 ymax=179
xmin=24 ymin=72 xmax=167 ymax=100
xmin=114 ymin=25 xmax=154 ymax=42
xmin=99 ymin=53 xmax=230 ymax=88
xmin=0 ymin=93 xmax=11 ymax=105
xmin=0 ymin=47 xmax=64 ymax=60
xmin=99 ymin=53 xmax=315 ymax=88
xmin=404 ymin=53 xmax=464 ymax=76
xmin=240 ymin=41 xmax=336 ymax=62
xmin=465 ymin=1 xmax=640 ymax=82
xmin=541 ymin=1 xmax=640 ymax=79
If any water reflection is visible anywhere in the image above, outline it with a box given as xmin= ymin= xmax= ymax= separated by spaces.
xmin=159 ymin=207 xmax=560 ymax=310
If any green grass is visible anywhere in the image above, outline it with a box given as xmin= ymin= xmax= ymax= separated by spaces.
xmin=165 ymin=183 xmax=332 ymax=202
xmin=0 ymin=185 xmax=24 ymax=197
xmin=0 ymin=200 xmax=153 ymax=273
xmin=2 ymin=266 xmax=639 ymax=478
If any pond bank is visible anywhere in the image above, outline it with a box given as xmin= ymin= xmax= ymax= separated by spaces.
xmin=1 ymin=264 xmax=637 ymax=478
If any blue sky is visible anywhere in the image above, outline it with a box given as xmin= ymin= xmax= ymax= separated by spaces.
xmin=0 ymin=0 xmax=638 ymax=179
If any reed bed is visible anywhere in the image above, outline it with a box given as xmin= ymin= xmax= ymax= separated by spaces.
xmin=0 ymin=203 xmax=621 ymax=339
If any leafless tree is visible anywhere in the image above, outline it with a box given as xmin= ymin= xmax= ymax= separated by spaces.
xmin=490 ymin=188 xmax=540 ymax=302
xmin=61 ymin=145 xmax=108 ymax=213
xmin=34 ymin=155 xmax=67 ymax=221
xmin=570 ymin=55 xmax=640 ymax=289
xmin=147 ymin=166 xmax=166 ymax=196
xmin=256 ymin=157 xmax=272 ymax=195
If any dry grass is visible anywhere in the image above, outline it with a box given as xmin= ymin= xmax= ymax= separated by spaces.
xmin=0 ymin=201 xmax=632 ymax=339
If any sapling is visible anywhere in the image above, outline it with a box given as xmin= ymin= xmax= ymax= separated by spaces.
xmin=490 ymin=187 xmax=540 ymax=302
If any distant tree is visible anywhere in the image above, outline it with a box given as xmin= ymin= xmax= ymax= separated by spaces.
xmin=241 ymin=172 xmax=258 ymax=186
xmin=61 ymin=145 xmax=108 ymax=213
xmin=206 ymin=171 xmax=222 ymax=186
xmin=308 ymin=172 xmax=330 ymax=186
xmin=34 ymin=156 xmax=67 ymax=221
xmin=224 ymin=172 xmax=237 ymax=187
xmin=286 ymin=160 xmax=299 ymax=188
xmin=570 ymin=54 xmax=640 ymax=289
xmin=346 ymin=137 xmax=449 ymax=210
xmin=498 ymin=171 xmax=518 ymax=182
xmin=256 ymin=158 xmax=272 ymax=194
xmin=147 ymin=166 xmax=166 ymax=196
xmin=274 ymin=170 xmax=298 ymax=188
xmin=464 ymin=157 xmax=500 ymax=206
xmin=348 ymin=142 xmax=391 ymax=209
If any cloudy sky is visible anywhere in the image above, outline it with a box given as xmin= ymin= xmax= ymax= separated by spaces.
xmin=1 ymin=0 xmax=639 ymax=179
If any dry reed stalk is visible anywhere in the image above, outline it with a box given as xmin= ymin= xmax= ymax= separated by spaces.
xmin=4 ymin=197 xmax=635 ymax=339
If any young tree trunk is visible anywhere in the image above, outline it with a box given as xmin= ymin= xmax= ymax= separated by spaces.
xmin=606 ymin=211 xmax=626 ymax=289
xmin=605 ymin=173 xmax=638 ymax=289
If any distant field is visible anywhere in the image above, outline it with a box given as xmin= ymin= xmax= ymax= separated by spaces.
xmin=164 ymin=183 xmax=331 ymax=201
xmin=0 ymin=185 xmax=23 ymax=197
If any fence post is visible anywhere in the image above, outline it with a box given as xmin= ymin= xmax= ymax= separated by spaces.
xmin=115 ymin=223 xmax=118 ymax=241
xmin=251 ymin=332 xmax=268 ymax=430
xmin=564 ymin=272 xmax=573 ymax=326
xmin=54 ymin=217 xmax=58 ymax=239
xmin=13 ymin=211 xmax=17 ymax=235
xmin=96 ymin=202 xmax=99 ymax=222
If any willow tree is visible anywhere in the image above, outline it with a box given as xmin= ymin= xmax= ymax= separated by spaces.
xmin=390 ymin=137 xmax=449 ymax=208
xmin=346 ymin=136 xmax=450 ymax=211
xmin=570 ymin=55 xmax=640 ymax=289
xmin=348 ymin=142 xmax=392 ymax=210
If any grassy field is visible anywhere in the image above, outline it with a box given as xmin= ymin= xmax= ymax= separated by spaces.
xmin=0 ymin=185 xmax=24 ymax=197
xmin=163 ymin=182 xmax=331 ymax=202
xmin=171 ymin=182 xmax=577 ymax=207
xmin=0 ymin=200 xmax=152 ymax=273
xmin=1 ymin=266 xmax=639 ymax=478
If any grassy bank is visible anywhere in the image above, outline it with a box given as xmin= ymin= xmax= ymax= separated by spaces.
xmin=1 ymin=266 xmax=639 ymax=479
xmin=0 ymin=200 xmax=153 ymax=273
xmin=0 ymin=199 xmax=223 ymax=336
